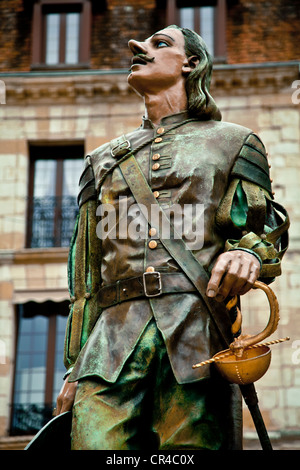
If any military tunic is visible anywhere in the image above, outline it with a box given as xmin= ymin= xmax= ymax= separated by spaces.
xmin=64 ymin=111 xmax=288 ymax=387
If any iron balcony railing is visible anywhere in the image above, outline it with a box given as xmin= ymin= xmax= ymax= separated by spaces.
xmin=27 ymin=196 xmax=79 ymax=248
xmin=10 ymin=403 xmax=53 ymax=436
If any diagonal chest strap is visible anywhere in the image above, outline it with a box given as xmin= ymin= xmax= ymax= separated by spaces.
xmin=118 ymin=153 xmax=233 ymax=348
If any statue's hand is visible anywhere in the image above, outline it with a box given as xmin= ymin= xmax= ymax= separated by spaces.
xmin=54 ymin=378 xmax=78 ymax=416
xmin=206 ymin=250 xmax=261 ymax=302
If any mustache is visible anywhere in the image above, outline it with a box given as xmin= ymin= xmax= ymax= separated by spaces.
xmin=136 ymin=53 xmax=155 ymax=62
xmin=131 ymin=53 xmax=155 ymax=64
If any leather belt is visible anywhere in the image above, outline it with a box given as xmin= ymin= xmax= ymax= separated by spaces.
xmin=97 ymin=271 xmax=197 ymax=308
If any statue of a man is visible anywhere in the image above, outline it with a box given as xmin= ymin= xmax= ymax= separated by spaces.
xmin=55 ymin=26 xmax=289 ymax=450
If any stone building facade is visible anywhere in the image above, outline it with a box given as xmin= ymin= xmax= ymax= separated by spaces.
xmin=0 ymin=0 xmax=299 ymax=449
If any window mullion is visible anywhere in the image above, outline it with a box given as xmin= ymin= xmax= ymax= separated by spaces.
xmin=59 ymin=12 xmax=67 ymax=64
xmin=194 ymin=7 xmax=200 ymax=35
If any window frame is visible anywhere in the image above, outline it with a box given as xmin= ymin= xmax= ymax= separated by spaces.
xmin=31 ymin=0 xmax=92 ymax=69
xmin=26 ymin=141 xmax=84 ymax=249
xmin=10 ymin=303 xmax=69 ymax=436
xmin=166 ymin=0 xmax=227 ymax=62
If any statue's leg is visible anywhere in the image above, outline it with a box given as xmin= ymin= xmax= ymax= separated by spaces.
xmin=70 ymin=319 xmax=162 ymax=450
xmin=152 ymin=366 xmax=242 ymax=450
xmin=70 ymin=318 xmax=242 ymax=450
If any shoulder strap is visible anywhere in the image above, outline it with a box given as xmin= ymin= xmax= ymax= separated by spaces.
xmin=118 ymin=152 xmax=233 ymax=348
xmin=96 ymin=118 xmax=198 ymax=191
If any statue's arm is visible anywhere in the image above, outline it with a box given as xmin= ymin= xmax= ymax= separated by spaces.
xmin=207 ymin=133 xmax=289 ymax=301
xmin=55 ymin=156 xmax=102 ymax=414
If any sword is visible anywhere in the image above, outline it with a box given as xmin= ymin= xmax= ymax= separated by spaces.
xmin=192 ymin=281 xmax=289 ymax=451
xmin=240 ymin=383 xmax=273 ymax=451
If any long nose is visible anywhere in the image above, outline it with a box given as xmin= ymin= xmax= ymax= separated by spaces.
xmin=128 ymin=39 xmax=148 ymax=55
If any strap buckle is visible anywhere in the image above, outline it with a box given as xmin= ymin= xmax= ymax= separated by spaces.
xmin=111 ymin=138 xmax=131 ymax=158
xmin=143 ymin=271 xmax=162 ymax=298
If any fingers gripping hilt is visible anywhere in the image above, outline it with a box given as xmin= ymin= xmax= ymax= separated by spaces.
xmin=229 ymin=281 xmax=280 ymax=356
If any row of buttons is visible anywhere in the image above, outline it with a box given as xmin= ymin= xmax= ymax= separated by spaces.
xmin=154 ymin=127 xmax=164 ymax=144
xmin=149 ymin=224 xmax=158 ymax=250
xmin=146 ymin=127 xmax=165 ymax=263
xmin=153 ymin=127 xmax=164 ymax=171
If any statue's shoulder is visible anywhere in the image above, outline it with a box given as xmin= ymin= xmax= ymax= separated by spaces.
xmin=88 ymin=126 xmax=142 ymax=162
xmin=88 ymin=141 xmax=111 ymax=162
xmin=192 ymin=119 xmax=252 ymax=139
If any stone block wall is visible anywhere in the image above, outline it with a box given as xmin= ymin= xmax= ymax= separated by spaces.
xmin=216 ymin=81 xmax=300 ymax=433
xmin=0 ymin=63 xmax=299 ymax=448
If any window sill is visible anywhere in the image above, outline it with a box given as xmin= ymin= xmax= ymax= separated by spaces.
xmin=14 ymin=247 xmax=69 ymax=265
xmin=30 ymin=63 xmax=91 ymax=71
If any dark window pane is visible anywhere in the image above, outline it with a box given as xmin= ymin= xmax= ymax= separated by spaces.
xmin=28 ymin=155 xmax=82 ymax=248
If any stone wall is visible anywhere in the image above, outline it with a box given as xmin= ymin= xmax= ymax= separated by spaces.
xmin=0 ymin=75 xmax=144 ymax=440
xmin=216 ymin=79 xmax=300 ymax=433
xmin=0 ymin=65 xmax=299 ymax=444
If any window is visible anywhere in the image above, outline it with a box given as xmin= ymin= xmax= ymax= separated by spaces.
xmin=166 ymin=0 xmax=227 ymax=61
xmin=26 ymin=144 xmax=84 ymax=248
xmin=179 ymin=6 xmax=215 ymax=55
xmin=31 ymin=0 xmax=92 ymax=69
xmin=11 ymin=302 xmax=69 ymax=435
xmin=44 ymin=11 xmax=81 ymax=65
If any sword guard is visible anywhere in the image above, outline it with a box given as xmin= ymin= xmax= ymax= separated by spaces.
xmin=192 ymin=281 xmax=289 ymax=385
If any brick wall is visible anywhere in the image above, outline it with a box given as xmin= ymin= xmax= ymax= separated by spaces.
xmin=0 ymin=0 xmax=300 ymax=72
xmin=0 ymin=0 xmax=31 ymax=71
xmin=227 ymin=0 xmax=300 ymax=64
xmin=90 ymin=2 xmax=165 ymax=70
xmin=0 ymin=0 xmax=165 ymax=72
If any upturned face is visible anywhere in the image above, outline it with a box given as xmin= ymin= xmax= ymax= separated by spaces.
xmin=127 ymin=28 xmax=189 ymax=96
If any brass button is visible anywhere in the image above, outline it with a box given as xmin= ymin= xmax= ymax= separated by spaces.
xmin=149 ymin=227 xmax=157 ymax=237
xmin=154 ymin=137 xmax=162 ymax=143
xmin=153 ymin=191 xmax=160 ymax=198
xmin=152 ymin=153 xmax=160 ymax=161
xmin=157 ymin=127 xmax=164 ymax=134
xmin=149 ymin=240 xmax=158 ymax=249
xmin=146 ymin=266 xmax=155 ymax=273
xmin=152 ymin=162 xmax=160 ymax=171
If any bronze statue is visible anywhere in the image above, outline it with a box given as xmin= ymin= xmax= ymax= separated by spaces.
xmin=53 ymin=26 xmax=289 ymax=450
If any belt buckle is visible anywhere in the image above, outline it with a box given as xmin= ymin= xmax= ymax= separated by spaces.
xmin=143 ymin=271 xmax=162 ymax=298
xmin=111 ymin=139 xmax=131 ymax=158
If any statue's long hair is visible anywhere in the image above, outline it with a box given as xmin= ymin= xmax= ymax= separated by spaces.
xmin=166 ymin=25 xmax=221 ymax=121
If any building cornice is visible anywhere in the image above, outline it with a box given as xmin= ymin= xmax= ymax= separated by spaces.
xmin=0 ymin=62 xmax=299 ymax=104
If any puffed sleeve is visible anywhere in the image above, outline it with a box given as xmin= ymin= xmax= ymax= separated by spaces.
xmin=216 ymin=133 xmax=289 ymax=282
xmin=63 ymin=155 xmax=102 ymax=374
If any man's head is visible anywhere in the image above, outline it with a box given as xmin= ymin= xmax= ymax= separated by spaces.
xmin=128 ymin=26 xmax=221 ymax=121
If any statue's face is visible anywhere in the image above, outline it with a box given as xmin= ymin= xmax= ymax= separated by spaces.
xmin=127 ymin=28 xmax=187 ymax=96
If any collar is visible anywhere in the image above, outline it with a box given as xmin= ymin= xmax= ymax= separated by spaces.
xmin=141 ymin=111 xmax=190 ymax=129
